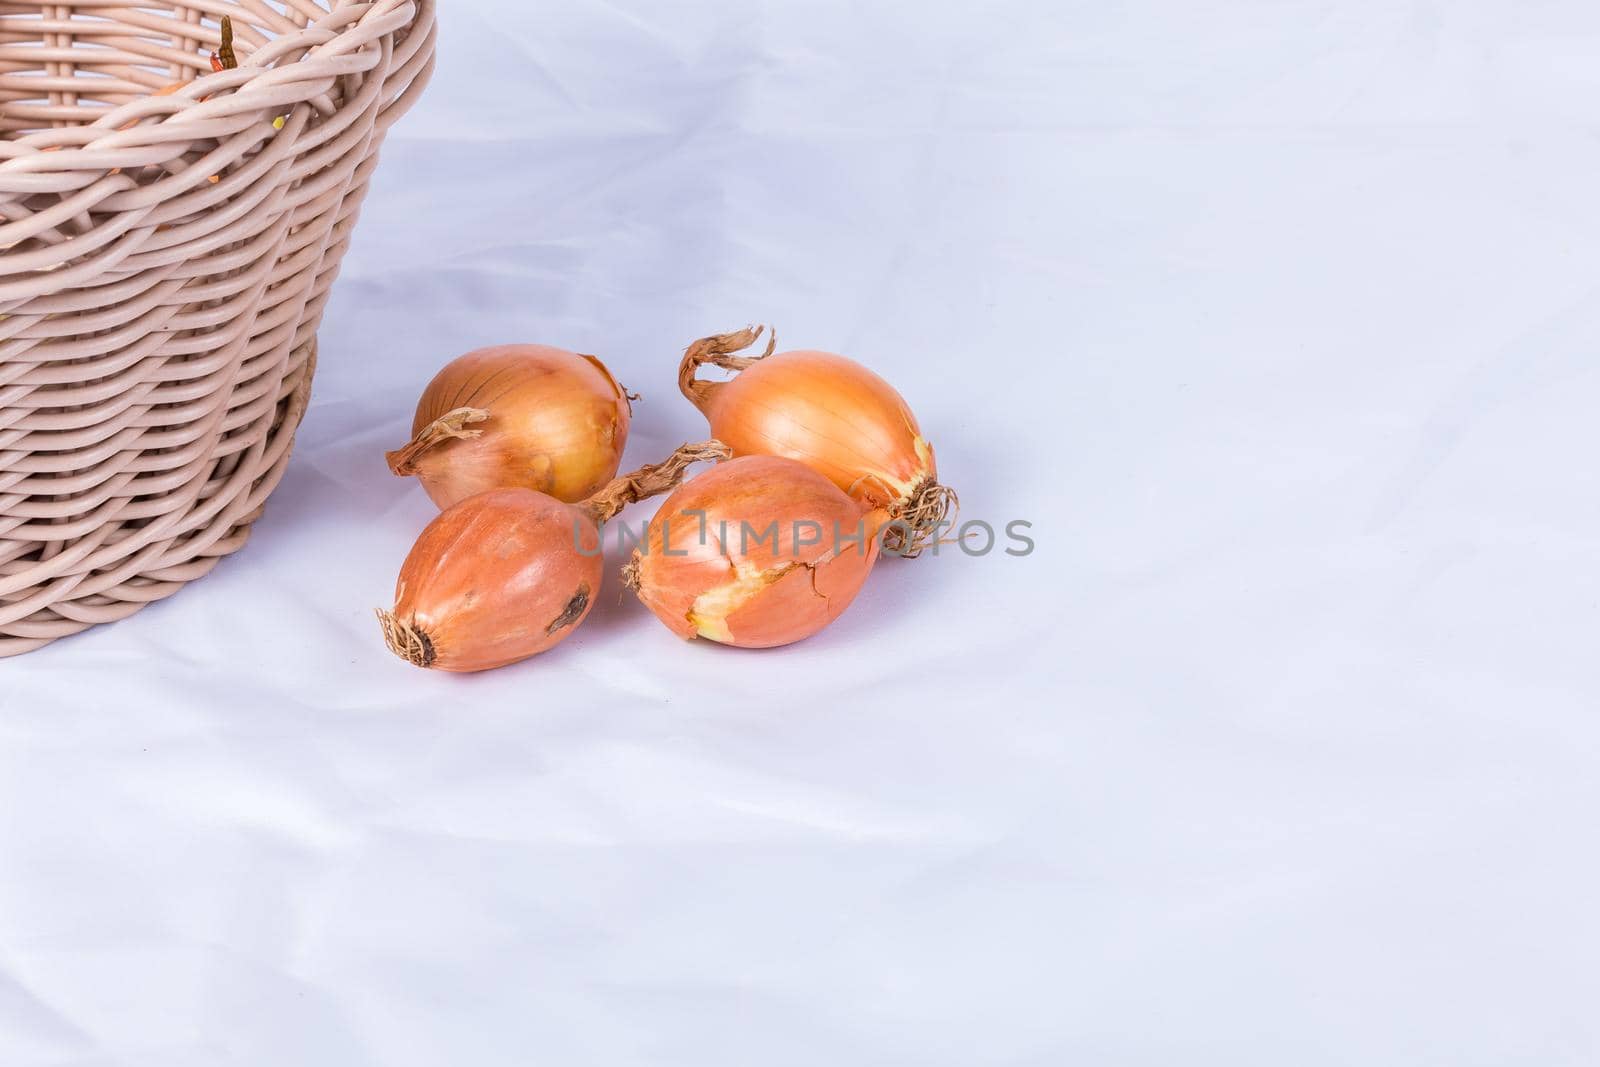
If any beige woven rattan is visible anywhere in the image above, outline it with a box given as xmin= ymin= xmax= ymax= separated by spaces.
xmin=0 ymin=0 xmax=435 ymax=656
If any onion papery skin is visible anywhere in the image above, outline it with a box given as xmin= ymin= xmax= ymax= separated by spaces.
xmin=679 ymin=328 xmax=951 ymax=556
xmin=378 ymin=489 xmax=600 ymax=672
xmin=627 ymin=455 xmax=882 ymax=648
xmin=391 ymin=344 xmax=632 ymax=511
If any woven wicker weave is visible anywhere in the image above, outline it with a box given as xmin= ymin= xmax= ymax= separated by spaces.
xmin=0 ymin=0 xmax=435 ymax=656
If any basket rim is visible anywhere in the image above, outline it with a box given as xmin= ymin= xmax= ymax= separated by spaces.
xmin=0 ymin=0 xmax=435 ymax=302
xmin=0 ymin=0 xmax=421 ymax=167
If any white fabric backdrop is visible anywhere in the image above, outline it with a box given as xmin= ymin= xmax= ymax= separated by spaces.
xmin=4 ymin=2 xmax=1598 ymax=1062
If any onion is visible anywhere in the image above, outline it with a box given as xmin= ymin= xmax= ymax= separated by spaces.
xmin=677 ymin=326 xmax=955 ymax=557
xmin=378 ymin=441 xmax=729 ymax=672
xmin=624 ymin=455 xmax=885 ymax=648
xmin=386 ymin=344 xmax=635 ymax=511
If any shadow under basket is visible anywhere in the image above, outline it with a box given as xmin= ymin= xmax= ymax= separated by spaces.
xmin=0 ymin=0 xmax=435 ymax=656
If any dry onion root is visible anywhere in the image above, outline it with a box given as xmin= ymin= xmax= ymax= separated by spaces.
xmin=378 ymin=441 xmax=729 ymax=672
xmin=624 ymin=455 xmax=885 ymax=648
xmin=677 ymin=326 xmax=956 ymax=557
xmin=387 ymin=344 xmax=635 ymax=511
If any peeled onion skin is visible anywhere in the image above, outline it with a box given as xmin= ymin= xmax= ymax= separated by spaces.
xmin=677 ymin=326 xmax=955 ymax=558
xmin=387 ymin=344 xmax=634 ymax=511
xmin=378 ymin=441 xmax=730 ymax=672
xmin=624 ymin=455 xmax=885 ymax=649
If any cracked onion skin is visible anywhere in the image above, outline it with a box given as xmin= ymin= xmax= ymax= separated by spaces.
xmin=378 ymin=489 xmax=601 ymax=672
xmin=626 ymin=455 xmax=884 ymax=648
xmin=388 ymin=344 xmax=632 ymax=511
xmin=678 ymin=326 xmax=953 ymax=557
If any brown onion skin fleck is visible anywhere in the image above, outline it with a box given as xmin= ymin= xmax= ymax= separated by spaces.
xmin=409 ymin=345 xmax=630 ymax=510
xmin=389 ymin=489 xmax=601 ymax=672
xmin=630 ymin=455 xmax=882 ymax=648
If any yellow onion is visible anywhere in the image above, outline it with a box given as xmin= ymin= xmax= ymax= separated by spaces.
xmin=624 ymin=455 xmax=884 ymax=648
xmin=677 ymin=325 xmax=955 ymax=557
xmin=378 ymin=441 xmax=729 ymax=672
xmin=387 ymin=344 xmax=634 ymax=510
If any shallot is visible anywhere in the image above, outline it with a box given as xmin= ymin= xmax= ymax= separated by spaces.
xmin=677 ymin=326 xmax=955 ymax=557
xmin=387 ymin=344 xmax=635 ymax=510
xmin=624 ymin=455 xmax=884 ymax=648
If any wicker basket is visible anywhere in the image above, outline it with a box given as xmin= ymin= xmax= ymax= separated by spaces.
xmin=0 ymin=0 xmax=435 ymax=656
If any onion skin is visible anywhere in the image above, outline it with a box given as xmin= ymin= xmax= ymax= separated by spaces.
xmin=379 ymin=441 xmax=730 ymax=672
xmin=388 ymin=344 xmax=632 ymax=511
xmin=678 ymin=326 xmax=953 ymax=557
xmin=378 ymin=489 xmax=602 ymax=673
xmin=626 ymin=455 xmax=883 ymax=648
